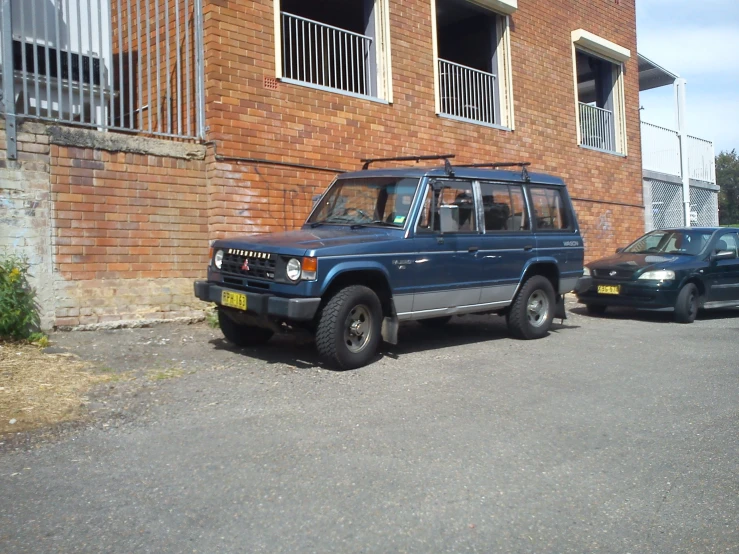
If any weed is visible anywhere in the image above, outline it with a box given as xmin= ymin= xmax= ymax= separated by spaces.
xmin=149 ymin=368 xmax=185 ymax=381
xmin=205 ymin=307 xmax=219 ymax=329
xmin=0 ymin=252 xmax=40 ymax=340
xmin=29 ymin=332 xmax=49 ymax=348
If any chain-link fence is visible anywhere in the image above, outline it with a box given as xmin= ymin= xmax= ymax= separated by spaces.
xmin=690 ymin=185 xmax=719 ymax=227
xmin=645 ymin=178 xmax=720 ymax=230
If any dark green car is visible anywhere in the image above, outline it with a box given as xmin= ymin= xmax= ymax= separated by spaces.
xmin=575 ymin=228 xmax=739 ymax=323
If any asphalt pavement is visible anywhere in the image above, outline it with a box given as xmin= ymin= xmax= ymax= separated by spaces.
xmin=1 ymin=304 xmax=737 ymax=553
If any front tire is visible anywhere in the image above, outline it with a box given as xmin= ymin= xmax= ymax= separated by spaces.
xmin=507 ymin=276 xmax=556 ymax=339
xmin=218 ymin=309 xmax=274 ymax=347
xmin=674 ymin=283 xmax=699 ymax=323
xmin=316 ymin=285 xmax=382 ymax=370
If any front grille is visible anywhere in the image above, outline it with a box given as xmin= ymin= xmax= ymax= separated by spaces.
xmin=222 ymin=250 xmax=277 ymax=281
xmin=593 ymin=268 xmax=636 ymax=280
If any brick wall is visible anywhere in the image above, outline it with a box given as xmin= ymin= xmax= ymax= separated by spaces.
xmin=202 ymin=0 xmax=644 ymax=260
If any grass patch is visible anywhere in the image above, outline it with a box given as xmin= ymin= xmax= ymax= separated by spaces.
xmin=149 ymin=368 xmax=185 ymax=381
xmin=205 ymin=308 xmax=219 ymax=329
xmin=0 ymin=342 xmax=111 ymax=436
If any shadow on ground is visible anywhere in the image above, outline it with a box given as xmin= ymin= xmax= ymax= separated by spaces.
xmin=570 ymin=305 xmax=739 ymax=324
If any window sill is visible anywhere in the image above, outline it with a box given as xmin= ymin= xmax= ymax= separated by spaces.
xmin=280 ymin=78 xmax=390 ymax=105
xmin=578 ymin=144 xmax=626 ymax=158
xmin=437 ymin=112 xmax=511 ymax=132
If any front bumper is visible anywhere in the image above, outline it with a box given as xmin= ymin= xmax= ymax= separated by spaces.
xmin=194 ymin=281 xmax=321 ymax=321
xmin=574 ymin=277 xmax=680 ymax=309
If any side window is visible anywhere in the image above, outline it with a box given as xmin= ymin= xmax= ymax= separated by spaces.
xmin=480 ymin=182 xmax=529 ymax=232
xmin=717 ymin=233 xmax=739 ymax=255
xmin=417 ymin=180 xmax=476 ymax=233
xmin=529 ymin=187 xmax=569 ymax=230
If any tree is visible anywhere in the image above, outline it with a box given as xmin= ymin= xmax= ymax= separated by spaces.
xmin=717 ymin=150 xmax=739 ymax=225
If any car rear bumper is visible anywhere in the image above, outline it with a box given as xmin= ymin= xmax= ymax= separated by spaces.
xmin=574 ymin=277 xmax=680 ymax=309
xmin=194 ymin=281 xmax=321 ymax=321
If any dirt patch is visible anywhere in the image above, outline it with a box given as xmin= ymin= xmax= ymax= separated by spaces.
xmin=0 ymin=342 xmax=110 ymax=436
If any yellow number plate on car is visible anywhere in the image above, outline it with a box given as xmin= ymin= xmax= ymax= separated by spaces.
xmin=597 ymin=285 xmax=620 ymax=295
xmin=221 ymin=291 xmax=247 ymax=310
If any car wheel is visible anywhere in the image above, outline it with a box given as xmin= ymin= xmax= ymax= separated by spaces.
xmin=586 ymin=304 xmax=608 ymax=316
xmin=218 ymin=309 xmax=274 ymax=347
xmin=674 ymin=283 xmax=699 ymax=324
xmin=507 ymin=275 xmax=556 ymax=340
xmin=316 ymin=285 xmax=382 ymax=370
xmin=418 ymin=316 xmax=452 ymax=328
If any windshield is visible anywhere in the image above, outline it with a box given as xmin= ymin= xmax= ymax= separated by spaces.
xmin=624 ymin=230 xmax=713 ymax=255
xmin=307 ymin=177 xmax=421 ymax=228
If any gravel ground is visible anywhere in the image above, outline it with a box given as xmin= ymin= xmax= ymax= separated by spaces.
xmin=0 ymin=301 xmax=737 ymax=553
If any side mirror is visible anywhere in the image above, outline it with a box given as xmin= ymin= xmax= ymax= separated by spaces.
xmin=615 ymin=247 xmax=624 ymax=254
xmin=438 ymin=205 xmax=459 ymax=234
xmin=713 ymin=250 xmax=737 ymax=261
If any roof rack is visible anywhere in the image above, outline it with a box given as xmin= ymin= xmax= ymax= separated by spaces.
xmin=455 ymin=161 xmax=531 ymax=182
xmin=361 ymin=154 xmax=456 ymax=175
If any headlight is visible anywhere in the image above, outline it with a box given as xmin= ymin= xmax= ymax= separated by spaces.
xmin=214 ymin=249 xmax=224 ymax=270
xmin=286 ymin=258 xmax=302 ymax=281
xmin=639 ymin=269 xmax=675 ymax=281
xmin=582 ymin=267 xmax=591 ymax=277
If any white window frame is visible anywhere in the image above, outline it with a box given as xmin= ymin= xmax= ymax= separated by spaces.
xmin=273 ymin=0 xmax=393 ymax=103
xmin=431 ymin=0 xmax=516 ymax=130
xmin=571 ymin=29 xmax=630 ymax=156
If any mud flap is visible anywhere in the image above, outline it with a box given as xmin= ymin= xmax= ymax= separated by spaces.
xmin=382 ymin=317 xmax=399 ymax=345
xmin=554 ymin=295 xmax=567 ymax=322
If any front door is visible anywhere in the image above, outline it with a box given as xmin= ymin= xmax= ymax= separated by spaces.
xmin=410 ymin=179 xmax=481 ymax=314
xmin=706 ymin=232 xmax=739 ymax=303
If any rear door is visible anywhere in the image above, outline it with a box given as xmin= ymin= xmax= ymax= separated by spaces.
xmin=477 ymin=181 xmax=534 ymax=305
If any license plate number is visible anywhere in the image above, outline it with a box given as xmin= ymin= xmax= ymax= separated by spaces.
xmin=221 ymin=290 xmax=247 ymax=310
xmin=597 ymin=285 xmax=620 ymax=295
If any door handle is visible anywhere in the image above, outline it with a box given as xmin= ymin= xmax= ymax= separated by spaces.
xmin=468 ymin=246 xmax=479 ymax=253
xmin=523 ymin=245 xmax=534 ymax=251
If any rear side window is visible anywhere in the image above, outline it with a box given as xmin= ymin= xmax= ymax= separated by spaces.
xmin=418 ymin=179 xmax=477 ymax=233
xmin=529 ymin=187 xmax=570 ymax=230
xmin=479 ymin=182 xmax=530 ymax=232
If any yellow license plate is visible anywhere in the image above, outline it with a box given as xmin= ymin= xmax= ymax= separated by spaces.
xmin=221 ymin=290 xmax=247 ymax=310
xmin=597 ymin=285 xmax=620 ymax=295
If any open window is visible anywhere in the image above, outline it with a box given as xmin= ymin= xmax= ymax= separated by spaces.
xmin=276 ymin=0 xmax=392 ymax=101
xmin=572 ymin=30 xmax=630 ymax=155
xmin=432 ymin=0 xmax=515 ymax=128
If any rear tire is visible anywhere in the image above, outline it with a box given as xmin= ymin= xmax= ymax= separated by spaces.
xmin=418 ymin=316 xmax=452 ymax=328
xmin=316 ymin=285 xmax=382 ymax=370
xmin=674 ymin=283 xmax=699 ymax=323
xmin=218 ymin=309 xmax=274 ymax=347
xmin=586 ymin=304 xmax=608 ymax=316
xmin=507 ymin=275 xmax=556 ymax=340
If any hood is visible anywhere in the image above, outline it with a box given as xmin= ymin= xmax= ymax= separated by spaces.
xmin=588 ymin=252 xmax=695 ymax=277
xmin=214 ymin=227 xmax=402 ymax=256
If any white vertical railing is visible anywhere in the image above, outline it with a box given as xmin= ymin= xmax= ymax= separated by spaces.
xmin=281 ymin=12 xmax=374 ymax=97
xmin=687 ymin=135 xmax=716 ymax=183
xmin=579 ymin=102 xmax=615 ymax=152
xmin=641 ymin=121 xmax=682 ymax=177
xmin=438 ymin=58 xmax=497 ymax=125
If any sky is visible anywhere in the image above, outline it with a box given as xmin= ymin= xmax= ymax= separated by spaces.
xmin=636 ymin=0 xmax=739 ymax=154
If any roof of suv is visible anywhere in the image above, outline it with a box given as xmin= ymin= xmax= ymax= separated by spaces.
xmin=339 ymin=167 xmax=566 ymax=186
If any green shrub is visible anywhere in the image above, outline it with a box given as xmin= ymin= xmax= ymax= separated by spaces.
xmin=0 ymin=253 xmax=40 ymax=340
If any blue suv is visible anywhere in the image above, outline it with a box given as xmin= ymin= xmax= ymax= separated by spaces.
xmin=194 ymin=156 xmax=584 ymax=369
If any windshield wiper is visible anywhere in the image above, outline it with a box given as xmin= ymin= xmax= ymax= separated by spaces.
xmin=350 ymin=220 xmax=400 ymax=229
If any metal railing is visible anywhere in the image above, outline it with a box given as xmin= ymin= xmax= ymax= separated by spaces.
xmin=687 ymin=135 xmax=716 ymax=183
xmin=438 ymin=59 xmax=497 ymax=125
xmin=281 ymin=12 xmax=374 ymax=98
xmin=641 ymin=121 xmax=681 ymax=176
xmin=579 ymin=102 xmax=615 ymax=152
xmin=0 ymin=0 xmax=204 ymax=145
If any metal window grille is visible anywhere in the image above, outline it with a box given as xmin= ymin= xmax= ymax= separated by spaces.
xmin=281 ymin=12 xmax=374 ymax=98
xmin=579 ymin=102 xmax=615 ymax=152
xmin=690 ymin=185 xmax=719 ymax=227
xmin=648 ymin=179 xmax=684 ymax=230
xmin=438 ymin=58 xmax=497 ymax=126
xmin=0 ymin=0 xmax=205 ymax=142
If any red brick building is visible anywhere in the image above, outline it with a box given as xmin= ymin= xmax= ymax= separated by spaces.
xmin=1 ymin=0 xmax=650 ymax=328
